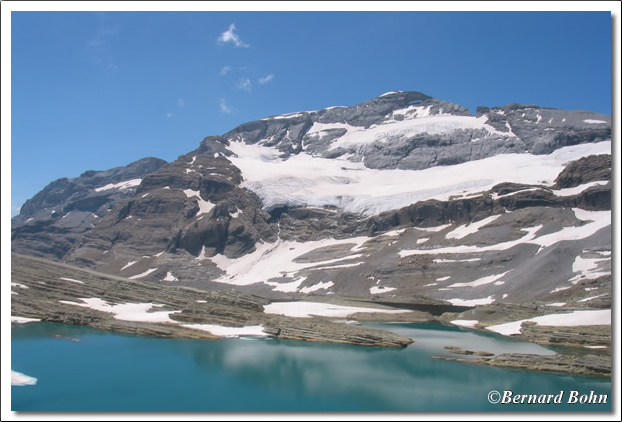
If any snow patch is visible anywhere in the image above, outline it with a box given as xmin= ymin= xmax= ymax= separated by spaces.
xmin=446 ymin=296 xmax=495 ymax=306
xmin=552 ymin=181 xmax=609 ymax=197
xmin=370 ymin=286 xmax=397 ymax=294
xmin=263 ymin=301 xmax=410 ymax=319
xmin=569 ymin=253 xmax=610 ymax=284
xmin=209 ymin=237 xmax=368 ymax=288
xmin=402 ymin=209 xmax=609 ymax=258
xmin=379 ymin=91 xmax=402 ymax=97
xmin=12 ymin=370 xmax=38 ymax=386
xmin=299 ymin=281 xmax=335 ymax=294
xmin=121 ymin=260 xmax=137 ymax=271
xmin=128 ymin=268 xmax=158 ymax=279
xmin=578 ymin=294 xmax=608 ymax=303
xmin=95 ymin=178 xmax=142 ymax=192
xmin=183 ymin=189 xmax=215 ymax=216
xmin=264 ymin=276 xmax=307 ymax=293
xmin=450 ymin=320 xmax=479 ymax=328
xmin=445 ymin=215 xmax=501 ymax=240
xmin=11 ymin=316 xmax=41 ymax=324
xmin=417 ymin=224 xmax=452 ymax=233
xmin=486 ymin=309 xmax=611 ymax=336
xmin=182 ymin=324 xmax=268 ymax=338
xmin=60 ymin=277 xmax=85 ymax=285
xmin=59 ymin=298 xmax=180 ymax=323
xmin=583 ymin=119 xmax=607 ymax=124
xmin=433 ymin=258 xmax=481 ymax=263
xmin=447 ymin=271 xmax=511 ymax=288
xmin=162 ymin=272 xmax=178 ymax=282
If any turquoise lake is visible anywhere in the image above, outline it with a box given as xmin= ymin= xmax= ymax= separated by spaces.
xmin=11 ymin=321 xmax=611 ymax=412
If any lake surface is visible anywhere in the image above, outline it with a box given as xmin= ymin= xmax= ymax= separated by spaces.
xmin=11 ymin=321 xmax=611 ymax=412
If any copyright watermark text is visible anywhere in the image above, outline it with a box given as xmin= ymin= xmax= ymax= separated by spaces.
xmin=488 ymin=390 xmax=608 ymax=405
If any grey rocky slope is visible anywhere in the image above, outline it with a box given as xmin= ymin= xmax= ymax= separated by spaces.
xmin=11 ymin=91 xmax=612 ymax=313
xmin=11 ymin=157 xmax=167 ymax=260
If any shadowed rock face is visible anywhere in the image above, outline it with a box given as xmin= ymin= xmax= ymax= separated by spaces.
xmin=11 ymin=92 xmax=611 ymax=309
xmin=554 ymin=154 xmax=611 ymax=188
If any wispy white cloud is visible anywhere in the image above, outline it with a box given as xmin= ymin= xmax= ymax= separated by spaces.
xmin=165 ymin=113 xmax=173 ymax=118
xmin=236 ymin=78 xmax=252 ymax=93
xmin=258 ymin=74 xmax=275 ymax=84
xmin=177 ymin=98 xmax=185 ymax=108
xmin=220 ymin=66 xmax=231 ymax=76
xmin=219 ymin=98 xmax=233 ymax=114
xmin=86 ymin=12 xmax=119 ymax=70
xmin=217 ymin=23 xmax=249 ymax=48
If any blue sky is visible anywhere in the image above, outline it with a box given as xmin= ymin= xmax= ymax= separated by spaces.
xmin=5 ymin=6 xmax=617 ymax=217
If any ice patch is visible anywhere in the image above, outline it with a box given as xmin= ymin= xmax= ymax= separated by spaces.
xmin=229 ymin=140 xmax=611 ymax=215
xmin=12 ymin=370 xmax=38 ymax=386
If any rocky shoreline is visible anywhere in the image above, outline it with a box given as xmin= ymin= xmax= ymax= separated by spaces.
xmin=11 ymin=253 xmax=612 ymax=375
xmin=11 ymin=253 xmax=413 ymax=348
xmin=434 ymin=350 xmax=611 ymax=378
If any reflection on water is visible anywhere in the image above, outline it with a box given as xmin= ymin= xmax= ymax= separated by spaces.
xmin=11 ymin=322 xmax=611 ymax=412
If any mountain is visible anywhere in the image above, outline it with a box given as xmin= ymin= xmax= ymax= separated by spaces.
xmin=11 ymin=91 xmax=612 ymax=313
xmin=11 ymin=157 xmax=167 ymax=259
